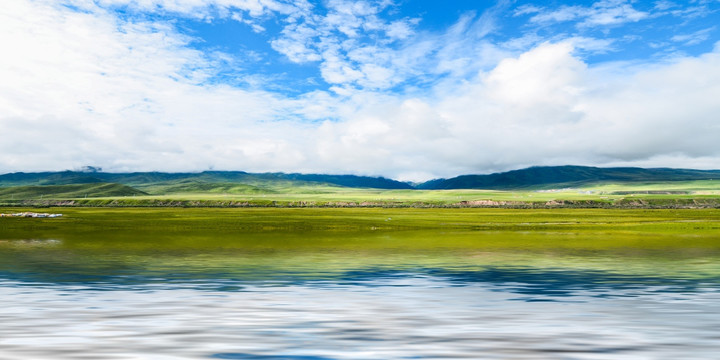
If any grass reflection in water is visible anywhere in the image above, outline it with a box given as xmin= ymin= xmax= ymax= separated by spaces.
xmin=1 ymin=207 xmax=719 ymax=297
xmin=2 ymin=208 xmax=720 ymax=359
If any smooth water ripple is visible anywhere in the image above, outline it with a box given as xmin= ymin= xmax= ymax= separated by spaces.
xmin=3 ymin=275 xmax=720 ymax=359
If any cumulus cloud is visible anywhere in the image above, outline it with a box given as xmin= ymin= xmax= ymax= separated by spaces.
xmin=2 ymin=0 xmax=720 ymax=181
xmin=294 ymin=41 xmax=720 ymax=180
xmin=0 ymin=0 xmax=296 ymax=172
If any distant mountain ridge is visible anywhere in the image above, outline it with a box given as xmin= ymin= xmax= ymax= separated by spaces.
xmin=2 ymin=166 xmax=720 ymax=192
xmin=0 ymin=170 xmax=413 ymax=190
xmin=416 ymin=165 xmax=720 ymax=190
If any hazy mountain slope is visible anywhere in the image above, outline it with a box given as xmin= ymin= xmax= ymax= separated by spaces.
xmin=417 ymin=166 xmax=720 ymax=190
xmin=3 ymin=166 xmax=720 ymax=193
xmin=0 ymin=183 xmax=147 ymax=200
xmin=137 ymin=181 xmax=277 ymax=195
xmin=274 ymin=173 xmax=413 ymax=189
xmin=0 ymin=171 xmax=413 ymax=190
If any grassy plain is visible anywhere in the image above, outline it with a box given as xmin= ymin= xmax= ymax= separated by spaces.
xmin=1 ymin=173 xmax=720 ymax=211
xmin=2 ymin=179 xmax=720 ymax=208
xmin=2 ymin=206 xmax=720 ymax=233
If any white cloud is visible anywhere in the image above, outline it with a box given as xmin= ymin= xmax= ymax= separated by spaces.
xmin=582 ymin=0 xmax=648 ymax=26
xmin=269 ymin=0 xmax=426 ymax=89
xmin=299 ymin=41 xmax=720 ymax=179
xmin=2 ymin=1 xmax=720 ymax=181
xmin=385 ymin=19 xmax=415 ymax=40
xmin=271 ymin=23 xmax=323 ymax=62
xmin=0 ymin=0 xmax=295 ymax=172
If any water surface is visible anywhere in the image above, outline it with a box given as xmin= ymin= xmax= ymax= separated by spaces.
xmin=2 ymin=217 xmax=720 ymax=359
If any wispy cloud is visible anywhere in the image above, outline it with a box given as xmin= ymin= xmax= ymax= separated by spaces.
xmin=671 ymin=26 xmax=716 ymax=45
xmin=91 ymin=0 xmax=300 ymax=18
xmin=525 ymin=0 xmax=649 ymax=28
xmin=653 ymin=1 xmax=676 ymax=11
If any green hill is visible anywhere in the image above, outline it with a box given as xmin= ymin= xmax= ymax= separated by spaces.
xmin=416 ymin=166 xmax=720 ymax=190
xmin=0 ymin=171 xmax=413 ymax=190
xmin=0 ymin=183 xmax=147 ymax=200
xmin=138 ymin=181 xmax=277 ymax=195
xmin=2 ymin=166 xmax=720 ymax=195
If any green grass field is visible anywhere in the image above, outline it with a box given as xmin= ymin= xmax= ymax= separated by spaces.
xmin=124 ymin=181 xmax=720 ymax=202
xmin=1 ymin=179 xmax=720 ymax=208
xmin=3 ymin=206 xmax=720 ymax=232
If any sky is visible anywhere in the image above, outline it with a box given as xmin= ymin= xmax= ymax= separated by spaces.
xmin=1 ymin=0 xmax=720 ymax=181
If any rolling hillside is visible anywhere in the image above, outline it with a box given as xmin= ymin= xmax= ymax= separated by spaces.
xmin=0 ymin=183 xmax=147 ymax=200
xmin=0 ymin=171 xmax=413 ymax=190
xmin=2 ymin=166 xmax=720 ymax=199
xmin=417 ymin=166 xmax=720 ymax=190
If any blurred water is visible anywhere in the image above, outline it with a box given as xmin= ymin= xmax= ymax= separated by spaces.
xmin=2 ymin=232 xmax=720 ymax=359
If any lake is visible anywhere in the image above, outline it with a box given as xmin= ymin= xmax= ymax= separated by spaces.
xmin=1 ymin=208 xmax=720 ymax=359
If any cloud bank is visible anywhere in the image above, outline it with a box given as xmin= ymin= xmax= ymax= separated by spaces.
xmin=1 ymin=0 xmax=720 ymax=181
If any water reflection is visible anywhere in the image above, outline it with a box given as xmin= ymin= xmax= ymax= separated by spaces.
xmin=3 ymin=277 xmax=720 ymax=359
xmin=212 ymin=355 xmax=335 ymax=360
xmin=1 ymin=231 xmax=719 ymax=297
xmin=2 ymin=230 xmax=720 ymax=359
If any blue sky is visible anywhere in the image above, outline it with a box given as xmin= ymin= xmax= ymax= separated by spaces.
xmin=133 ymin=0 xmax=720 ymax=94
xmin=1 ymin=0 xmax=720 ymax=180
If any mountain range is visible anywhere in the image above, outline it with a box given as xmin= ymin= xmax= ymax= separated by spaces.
xmin=1 ymin=166 xmax=720 ymax=196
xmin=416 ymin=165 xmax=720 ymax=189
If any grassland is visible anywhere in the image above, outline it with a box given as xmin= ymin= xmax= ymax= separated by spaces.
xmin=2 ymin=206 xmax=720 ymax=233
xmin=1 ymin=179 xmax=719 ymax=208
xmin=2 ymin=166 xmax=720 ymax=208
